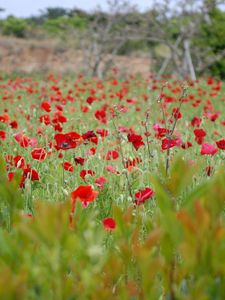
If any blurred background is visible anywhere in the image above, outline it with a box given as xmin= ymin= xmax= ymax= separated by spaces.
xmin=0 ymin=0 xmax=225 ymax=79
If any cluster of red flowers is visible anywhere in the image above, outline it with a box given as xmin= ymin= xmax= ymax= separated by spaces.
xmin=1 ymin=74 xmax=224 ymax=229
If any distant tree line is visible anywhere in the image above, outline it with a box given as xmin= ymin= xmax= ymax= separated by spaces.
xmin=0 ymin=0 xmax=225 ymax=79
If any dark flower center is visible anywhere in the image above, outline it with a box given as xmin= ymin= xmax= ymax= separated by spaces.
xmin=61 ymin=142 xmax=70 ymax=149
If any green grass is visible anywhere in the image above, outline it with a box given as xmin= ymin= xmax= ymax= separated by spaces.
xmin=0 ymin=74 xmax=225 ymax=299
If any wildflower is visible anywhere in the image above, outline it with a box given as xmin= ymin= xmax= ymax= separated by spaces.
xmin=95 ymin=176 xmax=106 ymax=189
xmin=104 ymin=150 xmax=119 ymax=160
xmin=71 ymin=185 xmax=98 ymax=213
xmin=63 ymin=162 xmax=74 ymax=172
xmin=31 ymin=148 xmax=47 ymax=162
xmin=74 ymin=156 xmax=85 ymax=166
xmin=102 ymin=217 xmax=116 ymax=231
xmin=54 ymin=132 xmax=82 ymax=150
xmin=161 ymin=138 xmax=180 ymax=150
xmin=128 ymin=133 xmax=144 ymax=150
xmin=216 ymin=139 xmax=225 ymax=150
xmin=40 ymin=101 xmax=51 ymax=112
xmin=135 ymin=187 xmax=154 ymax=205
xmin=200 ymin=143 xmax=218 ymax=155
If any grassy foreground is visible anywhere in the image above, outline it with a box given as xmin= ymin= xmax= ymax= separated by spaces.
xmin=0 ymin=74 xmax=225 ymax=299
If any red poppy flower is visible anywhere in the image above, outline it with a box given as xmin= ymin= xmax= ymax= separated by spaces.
xmin=14 ymin=155 xmax=26 ymax=169
xmin=71 ymin=185 xmax=98 ymax=212
xmin=200 ymin=143 xmax=218 ymax=156
xmin=105 ymin=165 xmax=119 ymax=174
xmin=58 ymin=153 xmax=63 ymax=158
xmin=194 ymin=129 xmax=206 ymax=138
xmin=0 ymin=130 xmax=6 ymax=140
xmin=8 ymin=172 xmax=15 ymax=182
xmin=9 ymin=120 xmax=18 ymax=129
xmin=161 ymin=138 xmax=179 ymax=150
xmin=124 ymin=157 xmax=142 ymax=168
xmin=127 ymin=133 xmax=144 ymax=150
xmin=20 ymin=167 xmax=39 ymax=187
xmin=0 ymin=113 xmax=10 ymax=123
xmin=155 ymin=127 xmax=168 ymax=139
xmin=135 ymin=187 xmax=154 ymax=205
xmin=81 ymin=106 xmax=89 ymax=113
xmin=191 ymin=117 xmax=202 ymax=127
xmin=205 ymin=166 xmax=213 ymax=176
xmin=181 ymin=141 xmax=192 ymax=149
xmin=52 ymin=111 xmax=67 ymax=124
xmin=80 ymin=169 xmax=95 ymax=180
xmin=29 ymin=138 xmax=37 ymax=147
xmin=31 ymin=148 xmax=47 ymax=162
xmin=118 ymin=126 xmax=129 ymax=133
xmin=86 ymin=96 xmax=97 ymax=105
xmin=95 ymin=176 xmax=106 ymax=189
xmin=55 ymin=104 xmax=63 ymax=111
xmin=207 ymin=77 xmax=214 ymax=85
xmin=14 ymin=133 xmax=29 ymax=147
xmin=172 ymin=107 xmax=182 ymax=119
xmin=54 ymin=132 xmax=82 ymax=150
xmin=95 ymin=108 xmax=107 ymax=124
xmin=104 ymin=150 xmax=119 ymax=160
xmin=102 ymin=217 xmax=116 ymax=231
xmin=96 ymin=128 xmax=108 ymax=138
xmin=39 ymin=115 xmax=51 ymax=125
xmin=194 ymin=128 xmax=206 ymax=145
xmin=216 ymin=139 xmax=225 ymax=150
xmin=40 ymin=101 xmax=51 ymax=112
xmin=205 ymin=112 xmax=220 ymax=122
xmin=63 ymin=161 xmax=74 ymax=172
xmin=74 ymin=156 xmax=85 ymax=165
xmin=82 ymin=130 xmax=98 ymax=144
xmin=86 ymin=147 xmax=96 ymax=156
xmin=53 ymin=122 xmax=63 ymax=132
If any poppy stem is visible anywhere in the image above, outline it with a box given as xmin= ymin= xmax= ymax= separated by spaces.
xmin=62 ymin=154 xmax=65 ymax=186
xmin=143 ymin=112 xmax=154 ymax=168
xmin=159 ymin=84 xmax=188 ymax=176
xmin=166 ymin=140 xmax=171 ymax=176
xmin=112 ymin=118 xmax=134 ymax=202
xmin=157 ymin=83 xmax=168 ymax=132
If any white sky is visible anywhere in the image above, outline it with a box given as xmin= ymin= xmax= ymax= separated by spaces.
xmin=0 ymin=0 xmax=151 ymax=17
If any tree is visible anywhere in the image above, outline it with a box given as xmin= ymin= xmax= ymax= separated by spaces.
xmin=196 ymin=6 xmax=225 ymax=78
xmin=40 ymin=7 xmax=69 ymax=19
xmin=75 ymin=0 xmax=141 ymax=77
xmin=135 ymin=0 xmax=225 ymax=79
xmin=2 ymin=16 xmax=28 ymax=38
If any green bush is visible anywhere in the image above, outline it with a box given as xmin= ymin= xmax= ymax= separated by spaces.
xmin=43 ymin=16 xmax=87 ymax=35
xmin=197 ymin=9 xmax=225 ymax=78
xmin=2 ymin=16 xmax=28 ymax=38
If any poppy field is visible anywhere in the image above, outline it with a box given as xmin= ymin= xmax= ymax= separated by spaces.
xmin=0 ymin=73 xmax=225 ymax=299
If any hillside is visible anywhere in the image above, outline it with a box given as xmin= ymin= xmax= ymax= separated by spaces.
xmin=0 ymin=36 xmax=151 ymax=76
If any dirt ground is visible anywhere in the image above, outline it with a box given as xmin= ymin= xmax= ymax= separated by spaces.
xmin=0 ymin=36 xmax=151 ymax=76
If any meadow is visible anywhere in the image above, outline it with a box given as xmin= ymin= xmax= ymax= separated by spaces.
xmin=0 ymin=73 xmax=225 ymax=299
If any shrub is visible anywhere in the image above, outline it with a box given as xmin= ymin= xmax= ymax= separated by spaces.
xmin=2 ymin=16 xmax=28 ymax=38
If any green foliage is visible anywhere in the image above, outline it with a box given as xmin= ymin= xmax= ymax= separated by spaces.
xmin=118 ymin=40 xmax=148 ymax=55
xmin=1 ymin=5 xmax=225 ymax=78
xmin=197 ymin=9 xmax=225 ymax=78
xmin=43 ymin=16 xmax=87 ymax=35
xmin=0 ymin=157 xmax=23 ymax=230
xmin=1 ymin=16 xmax=28 ymax=38
xmin=0 ymin=156 xmax=225 ymax=298
xmin=0 ymin=74 xmax=224 ymax=297
xmin=42 ymin=7 xmax=69 ymax=19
